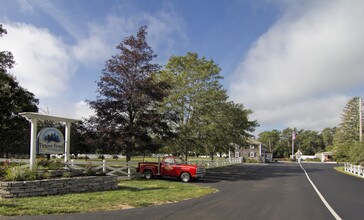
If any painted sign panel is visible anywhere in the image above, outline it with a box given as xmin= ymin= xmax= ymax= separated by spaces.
xmin=37 ymin=128 xmax=65 ymax=154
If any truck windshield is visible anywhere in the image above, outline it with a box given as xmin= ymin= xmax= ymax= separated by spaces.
xmin=175 ymin=157 xmax=186 ymax=165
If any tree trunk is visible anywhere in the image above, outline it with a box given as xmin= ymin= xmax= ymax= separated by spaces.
xmin=210 ymin=152 xmax=214 ymax=161
xmin=126 ymin=151 xmax=131 ymax=162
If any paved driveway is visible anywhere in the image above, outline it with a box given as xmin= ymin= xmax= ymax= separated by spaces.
xmin=4 ymin=163 xmax=363 ymax=220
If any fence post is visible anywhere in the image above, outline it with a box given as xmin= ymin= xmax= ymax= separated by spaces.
xmin=127 ymin=161 xmax=131 ymax=179
xmin=103 ymin=159 xmax=106 ymax=173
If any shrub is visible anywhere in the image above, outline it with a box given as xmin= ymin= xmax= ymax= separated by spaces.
xmin=62 ymin=171 xmax=72 ymax=178
xmin=84 ymin=162 xmax=96 ymax=176
xmin=39 ymin=172 xmax=52 ymax=180
xmin=98 ymin=155 xmax=105 ymax=160
xmin=113 ymin=155 xmax=119 ymax=159
xmin=37 ymin=159 xmax=64 ymax=170
xmin=245 ymin=158 xmax=260 ymax=163
xmin=5 ymin=166 xmax=38 ymax=181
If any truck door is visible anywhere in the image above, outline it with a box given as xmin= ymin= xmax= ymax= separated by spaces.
xmin=161 ymin=157 xmax=178 ymax=177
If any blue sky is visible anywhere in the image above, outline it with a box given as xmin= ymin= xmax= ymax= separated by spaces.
xmin=1 ymin=0 xmax=364 ymax=136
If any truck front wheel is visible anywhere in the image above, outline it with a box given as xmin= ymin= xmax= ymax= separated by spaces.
xmin=144 ymin=170 xmax=153 ymax=180
xmin=180 ymin=172 xmax=191 ymax=182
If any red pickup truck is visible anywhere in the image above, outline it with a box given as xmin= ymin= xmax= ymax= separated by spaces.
xmin=137 ymin=156 xmax=206 ymax=182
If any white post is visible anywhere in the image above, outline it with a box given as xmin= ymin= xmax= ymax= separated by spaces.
xmin=360 ymin=98 xmax=362 ymax=142
xmin=291 ymin=131 xmax=295 ymax=159
xmin=64 ymin=122 xmax=71 ymax=163
xmin=103 ymin=159 xmax=106 ymax=173
xmin=30 ymin=119 xmax=38 ymax=170
xmin=127 ymin=161 xmax=131 ymax=179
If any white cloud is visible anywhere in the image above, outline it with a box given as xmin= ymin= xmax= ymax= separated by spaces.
xmin=73 ymin=10 xmax=187 ymax=65
xmin=1 ymin=1 xmax=186 ymax=121
xmin=73 ymin=101 xmax=95 ymax=119
xmin=0 ymin=22 xmax=74 ymax=98
xmin=254 ymin=96 xmax=348 ymax=130
xmin=229 ymin=0 xmax=364 ymax=132
xmin=38 ymin=100 xmax=94 ymax=120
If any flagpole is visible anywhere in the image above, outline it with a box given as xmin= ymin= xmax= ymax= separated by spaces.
xmin=291 ymin=130 xmax=295 ymax=159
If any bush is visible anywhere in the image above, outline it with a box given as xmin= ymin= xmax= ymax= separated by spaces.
xmin=37 ymin=159 xmax=64 ymax=170
xmin=83 ymin=162 xmax=96 ymax=176
xmin=62 ymin=171 xmax=72 ymax=178
xmin=98 ymin=155 xmax=105 ymax=160
xmin=5 ymin=166 xmax=38 ymax=181
xmin=113 ymin=155 xmax=119 ymax=159
xmin=245 ymin=158 xmax=260 ymax=163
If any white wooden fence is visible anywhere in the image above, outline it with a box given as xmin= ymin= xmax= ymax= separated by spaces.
xmin=190 ymin=157 xmax=242 ymax=168
xmin=344 ymin=163 xmax=364 ymax=178
xmin=67 ymin=157 xmax=242 ymax=179
xmin=1 ymin=157 xmax=242 ymax=179
xmin=67 ymin=160 xmax=138 ymax=179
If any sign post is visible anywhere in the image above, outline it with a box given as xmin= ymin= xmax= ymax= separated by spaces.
xmin=295 ymin=150 xmax=302 ymax=163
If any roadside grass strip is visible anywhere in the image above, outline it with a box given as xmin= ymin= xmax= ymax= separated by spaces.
xmin=0 ymin=179 xmax=216 ymax=216
xmin=299 ymin=163 xmax=342 ymax=220
xmin=334 ymin=166 xmax=364 ymax=179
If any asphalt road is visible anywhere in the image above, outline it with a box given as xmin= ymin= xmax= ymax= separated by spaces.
xmin=3 ymin=163 xmax=363 ymax=220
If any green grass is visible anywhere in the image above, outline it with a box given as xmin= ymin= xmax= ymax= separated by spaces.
xmin=0 ymin=179 xmax=217 ymax=216
xmin=334 ymin=166 xmax=364 ymax=178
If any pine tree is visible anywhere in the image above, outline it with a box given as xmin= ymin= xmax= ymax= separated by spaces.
xmin=333 ymin=97 xmax=362 ymax=161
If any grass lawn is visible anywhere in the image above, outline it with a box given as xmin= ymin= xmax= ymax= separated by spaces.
xmin=0 ymin=179 xmax=217 ymax=216
xmin=334 ymin=166 xmax=364 ymax=179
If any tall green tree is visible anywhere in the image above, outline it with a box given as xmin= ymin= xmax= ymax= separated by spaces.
xmin=88 ymin=26 xmax=174 ymax=161
xmin=258 ymin=130 xmax=281 ymax=157
xmin=161 ymin=52 xmax=227 ymax=159
xmin=321 ymin=127 xmax=336 ymax=150
xmin=296 ymin=130 xmax=324 ymax=155
xmin=277 ymin=128 xmax=295 ymax=158
xmin=0 ymin=24 xmax=38 ymax=156
xmin=197 ymin=101 xmax=257 ymax=160
xmin=159 ymin=52 xmax=257 ymax=160
xmin=159 ymin=52 xmax=224 ymax=159
xmin=333 ymin=97 xmax=362 ymax=161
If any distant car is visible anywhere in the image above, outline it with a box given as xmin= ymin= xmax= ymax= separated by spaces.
xmin=136 ymin=156 xmax=206 ymax=182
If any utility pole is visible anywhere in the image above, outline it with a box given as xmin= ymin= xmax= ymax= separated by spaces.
xmin=360 ymin=98 xmax=363 ymax=142
xmin=291 ymin=130 xmax=295 ymax=159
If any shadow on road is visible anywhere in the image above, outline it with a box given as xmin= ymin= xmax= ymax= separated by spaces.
xmin=197 ymin=163 xmax=324 ymax=184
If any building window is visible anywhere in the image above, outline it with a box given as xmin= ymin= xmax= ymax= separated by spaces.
xmin=250 ymin=145 xmax=255 ymax=149
xmin=235 ymin=152 xmax=240 ymax=158
xmin=249 ymin=152 xmax=255 ymax=158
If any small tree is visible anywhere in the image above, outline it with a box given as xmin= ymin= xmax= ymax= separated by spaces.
xmin=88 ymin=26 xmax=174 ymax=161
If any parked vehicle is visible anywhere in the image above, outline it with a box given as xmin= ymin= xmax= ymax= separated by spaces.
xmin=136 ymin=156 xmax=206 ymax=182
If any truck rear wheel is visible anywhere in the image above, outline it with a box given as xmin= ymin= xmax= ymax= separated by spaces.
xmin=144 ymin=170 xmax=153 ymax=180
xmin=180 ymin=172 xmax=191 ymax=183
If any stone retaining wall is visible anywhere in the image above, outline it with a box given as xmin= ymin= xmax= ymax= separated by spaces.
xmin=0 ymin=175 xmax=118 ymax=198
